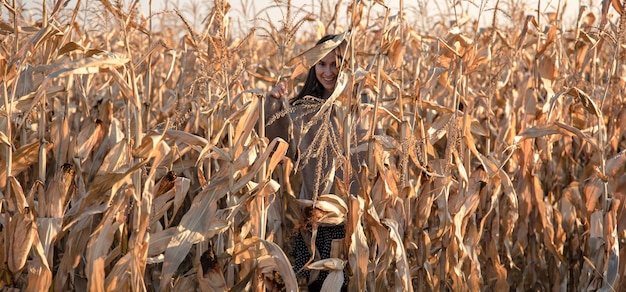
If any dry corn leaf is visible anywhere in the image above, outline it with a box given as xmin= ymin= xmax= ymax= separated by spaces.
xmin=232 ymin=98 xmax=259 ymax=156
xmin=514 ymin=122 xmax=600 ymax=152
xmin=46 ymin=162 xmax=74 ymax=215
xmin=133 ymin=133 xmax=167 ymax=160
xmin=566 ymin=87 xmax=602 ymax=119
xmin=171 ymin=177 xmax=191 ymax=221
xmin=387 ymin=37 xmax=406 ymax=68
xmin=428 ymin=113 xmax=452 ymax=145
xmin=12 ymin=24 xmax=60 ymax=61
xmin=0 ymin=20 xmax=13 ymax=34
xmin=561 ymin=182 xmax=584 ymax=229
xmin=383 ymin=218 xmax=413 ymax=292
xmin=306 ymin=258 xmax=345 ymax=291
xmin=347 ymin=196 xmax=368 ymax=291
xmin=605 ymin=151 xmax=626 ymax=177
xmin=321 ymin=270 xmax=345 ymax=292
xmin=159 ymin=189 xmax=221 ymax=290
xmin=604 ymin=199 xmax=620 ymax=288
xmin=612 ymin=0 xmax=625 ymax=14
xmin=58 ymin=41 xmax=85 ymax=55
xmin=160 ymin=138 xmax=287 ymax=290
xmin=75 ymin=120 xmax=104 ymax=163
xmin=437 ymin=38 xmax=461 ymax=59
xmin=531 ymin=174 xmax=564 ymax=263
xmin=25 ymin=232 xmax=52 ymax=291
xmin=315 ymin=194 xmax=349 ymax=224
xmin=601 ymin=0 xmax=615 ymax=28
xmin=8 ymin=210 xmax=36 ymax=273
xmin=259 ymin=239 xmax=299 ymax=291
xmin=148 ymin=227 xmax=178 ymax=257
xmin=85 ymin=189 xmax=130 ymax=291
xmin=415 ymin=183 xmax=434 ymax=231
xmin=230 ymin=237 xmax=261 ymax=264
xmin=199 ymin=263 xmax=227 ymax=291
xmin=307 ymin=257 xmax=345 ymax=270
xmin=107 ymin=66 xmax=138 ymax=107
xmin=37 ymin=217 xmax=61 ymax=264
xmin=164 ymin=129 xmax=208 ymax=147
xmin=26 ymin=262 xmax=53 ymax=291
xmin=0 ymin=142 xmax=52 ymax=190
xmin=54 ymin=214 xmax=92 ymax=291
xmin=97 ymin=140 xmax=130 ymax=175
xmin=516 ymin=16 xmax=537 ymax=53
xmin=0 ymin=130 xmax=8 ymax=145
xmin=42 ymin=53 xmax=129 ymax=79
xmin=105 ymin=241 xmax=149 ymax=291
xmin=8 ymin=176 xmax=28 ymax=213
xmin=536 ymin=25 xmax=557 ymax=56
xmin=76 ymin=159 xmax=148 ymax=216
xmin=149 ymin=185 xmax=176 ymax=228
xmin=1 ymin=85 xmax=64 ymax=116
xmin=539 ymin=56 xmax=557 ymax=81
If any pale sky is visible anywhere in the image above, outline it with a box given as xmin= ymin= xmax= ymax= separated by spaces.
xmin=15 ymin=0 xmax=608 ymax=34
xmin=140 ymin=0 xmax=596 ymax=27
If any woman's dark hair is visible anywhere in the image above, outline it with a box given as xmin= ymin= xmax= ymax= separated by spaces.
xmin=290 ymin=34 xmax=341 ymax=105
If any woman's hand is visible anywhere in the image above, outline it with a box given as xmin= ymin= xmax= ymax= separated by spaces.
xmin=267 ymin=82 xmax=288 ymax=99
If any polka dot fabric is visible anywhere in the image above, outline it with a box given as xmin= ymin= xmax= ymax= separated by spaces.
xmin=291 ymin=224 xmax=346 ymax=290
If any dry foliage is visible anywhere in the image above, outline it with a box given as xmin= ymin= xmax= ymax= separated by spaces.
xmin=1 ymin=0 xmax=625 ymax=291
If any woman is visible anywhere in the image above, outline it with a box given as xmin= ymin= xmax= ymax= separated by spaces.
xmin=265 ymin=34 xmax=350 ymax=291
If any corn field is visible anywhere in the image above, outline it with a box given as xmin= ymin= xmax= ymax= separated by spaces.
xmin=1 ymin=0 xmax=625 ymax=291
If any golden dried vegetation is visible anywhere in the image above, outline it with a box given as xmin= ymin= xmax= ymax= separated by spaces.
xmin=0 ymin=0 xmax=625 ymax=291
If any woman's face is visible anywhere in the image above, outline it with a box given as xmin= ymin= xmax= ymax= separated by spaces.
xmin=315 ymin=51 xmax=339 ymax=96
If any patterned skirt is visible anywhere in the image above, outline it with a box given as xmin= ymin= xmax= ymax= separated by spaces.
xmin=291 ymin=224 xmax=347 ymax=291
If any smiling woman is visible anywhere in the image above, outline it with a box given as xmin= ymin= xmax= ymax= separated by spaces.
xmin=264 ymin=33 xmax=356 ymax=291
xmin=265 ymin=33 xmax=348 ymax=201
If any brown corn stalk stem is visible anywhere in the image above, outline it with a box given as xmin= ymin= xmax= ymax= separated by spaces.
xmin=461 ymin=76 xmax=471 ymax=187
xmin=2 ymin=77 xmax=10 ymax=196
xmin=534 ymin=0 xmax=542 ymax=127
xmin=439 ymin=232 xmax=447 ymax=292
xmin=254 ymin=4 xmax=268 ymax=240
xmin=367 ymin=7 xmax=390 ymax=175
xmin=598 ymin=16 xmax=624 ymax=209
xmin=42 ymin=0 xmax=48 ymax=28
xmin=258 ymin=92 xmax=267 ymax=241
xmin=485 ymin=0 xmax=499 ymax=161
xmin=256 ymin=93 xmax=267 ymax=292
xmin=207 ymin=87 xmax=213 ymax=185
xmin=38 ymin=98 xmax=47 ymax=185
xmin=593 ymin=4 xmax=621 ymax=212
xmin=398 ymin=102 xmax=405 ymax=181
xmin=226 ymin=82 xmax=234 ymax=192
xmin=343 ymin=1 xmax=357 ymax=186
xmin=3 ymin=1 xmax=19 ymax=241
xmin=123 ymin=25 xmax=144 ymax=206
xmin=146 ymin=0 xmax=153 ymax=130
xmin=410 ymin=46 xmax=422 ymax=182
xmin=398 ymin=0 xmax=407 ymax=188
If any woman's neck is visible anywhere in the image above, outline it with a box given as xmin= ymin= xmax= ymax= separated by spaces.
xmin=322 ymin=90 xmax=332 ymax=99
